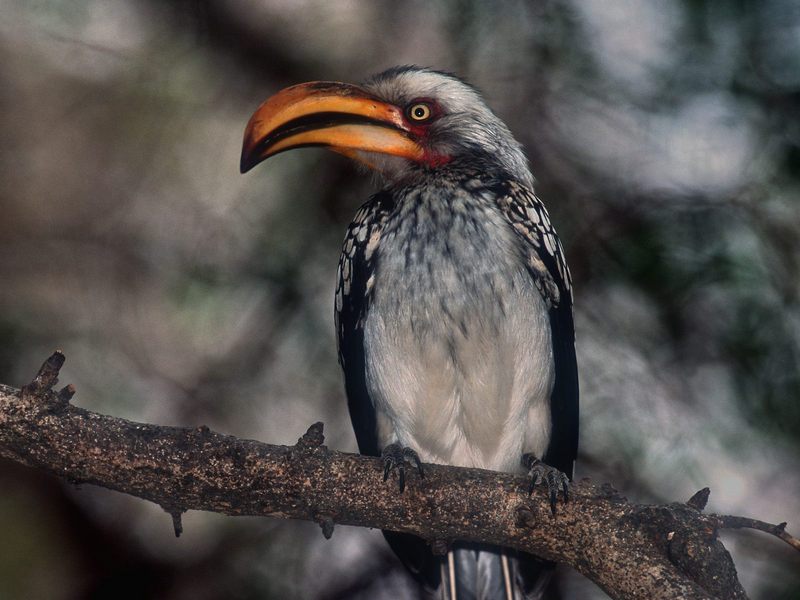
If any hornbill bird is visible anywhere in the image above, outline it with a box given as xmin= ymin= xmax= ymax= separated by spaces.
xmin=241 ymin=66 xmax=578 ymax=600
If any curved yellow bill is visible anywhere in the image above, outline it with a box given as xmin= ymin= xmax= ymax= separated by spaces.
xmin=240 ymin=81 xmax=425 ymax=173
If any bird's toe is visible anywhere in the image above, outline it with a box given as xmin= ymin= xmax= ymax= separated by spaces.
xmin=382 ymin=443 xmax=424 ymax=493
xmin=521 ymin=453 xmax=570 ymax=515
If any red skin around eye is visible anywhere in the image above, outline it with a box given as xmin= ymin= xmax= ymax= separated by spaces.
xmin=402 ymin=97 xmax=442 ymax=133
xmin=403 ymin=98 xmax=451 ymax=167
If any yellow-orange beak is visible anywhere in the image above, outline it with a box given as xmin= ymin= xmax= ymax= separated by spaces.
xmin=240 ymin=81 xmax=425 ymax=173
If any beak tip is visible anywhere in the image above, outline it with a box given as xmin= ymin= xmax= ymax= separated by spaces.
xmin=239 ymin=151 xmax=255 ymax=174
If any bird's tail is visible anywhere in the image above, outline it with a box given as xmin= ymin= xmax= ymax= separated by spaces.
xmin=439 ymin=545 xmax=553 ymax=600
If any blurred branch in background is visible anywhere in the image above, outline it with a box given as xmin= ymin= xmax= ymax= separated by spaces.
xmin=1 ymin=1 xmax=799 ymax=599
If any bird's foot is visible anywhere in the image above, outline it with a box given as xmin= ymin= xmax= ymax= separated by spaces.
xmin=382 ymin=443 xmax=424 ymax=493
xmin=521 ymin=453 xmax=570 ymax=515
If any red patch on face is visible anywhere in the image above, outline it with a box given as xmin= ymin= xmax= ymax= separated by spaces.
xmin=402 ymin=98 xmax=451 ymax=167
xmin=422 ymin=151 xmax=452 ymax=167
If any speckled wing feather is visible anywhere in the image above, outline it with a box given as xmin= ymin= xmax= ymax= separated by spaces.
xmin=491 ymin=179 xmax=579 ymax=477
xmin=335 ymin=191 xmax=396 ymax=458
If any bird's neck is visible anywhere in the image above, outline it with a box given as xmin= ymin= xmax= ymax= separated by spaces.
xmin=381 ymin=153 xmax=534 ymax=192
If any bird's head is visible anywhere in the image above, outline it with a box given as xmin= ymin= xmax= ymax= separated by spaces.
xmin=240 ymin=66 xmax=531 ymax=186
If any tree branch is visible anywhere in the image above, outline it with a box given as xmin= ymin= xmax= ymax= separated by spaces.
xmin=1 ymin=353 xmax=795 ymax=600
xmin=718 ymin=515 xmax=800 ymax=552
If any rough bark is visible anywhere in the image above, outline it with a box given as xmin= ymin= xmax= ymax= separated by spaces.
xmin=1 ymin=353 xmax=796 ymax=600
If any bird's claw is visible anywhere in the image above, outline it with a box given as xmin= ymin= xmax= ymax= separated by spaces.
xmin=522 ymin=453 xmax=570 ymax=515
xmin=382 ymin=443 xmax=424 ymax=493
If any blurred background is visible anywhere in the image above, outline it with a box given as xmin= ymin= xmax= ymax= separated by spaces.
xmin=1 ymin=1 xmax=799 ymax=598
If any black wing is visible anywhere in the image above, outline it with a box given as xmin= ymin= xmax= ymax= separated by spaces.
xmin=335 ymin=192 xmax=446 ymax=593
xmin=493 ymin=179 xmax=579 ymax=478
xmin=335 ymin=191 xmax=396 ymax=458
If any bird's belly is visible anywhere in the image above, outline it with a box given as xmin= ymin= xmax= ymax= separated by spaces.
xmin=363 ymin=257 xmax=554 ymax=473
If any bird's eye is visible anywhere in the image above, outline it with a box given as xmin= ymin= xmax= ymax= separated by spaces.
xmin=407 ymin=103 xmax=432 ymax=122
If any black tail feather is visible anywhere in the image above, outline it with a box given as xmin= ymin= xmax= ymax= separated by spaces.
xmin=384 ymin=532 xmax=553 ymax=600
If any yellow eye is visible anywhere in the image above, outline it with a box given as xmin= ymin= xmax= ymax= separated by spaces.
xmin=407 ymin=103 xmax=432 ymax=122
